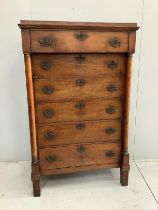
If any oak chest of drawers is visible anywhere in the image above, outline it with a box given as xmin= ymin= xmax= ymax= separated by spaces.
xmin=18 ymin=20 xmax=139 ymax=196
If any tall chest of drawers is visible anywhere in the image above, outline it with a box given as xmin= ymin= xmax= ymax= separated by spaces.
xmin=18 ymin=20 xmax=139 ymax=196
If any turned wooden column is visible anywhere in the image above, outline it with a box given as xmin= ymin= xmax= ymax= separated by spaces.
xmin=24 ymin=53 xmax=40 ymax=196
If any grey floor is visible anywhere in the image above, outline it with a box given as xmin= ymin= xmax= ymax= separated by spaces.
xmin=0 ymin=161 xmax=158 ymax=210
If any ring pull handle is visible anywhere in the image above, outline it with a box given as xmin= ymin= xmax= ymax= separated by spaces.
xmin=45 ymin=131 xmax=55 ymax=140
xmin=106 ymin=106 xmax=116 ymax=114
xmin=46 ymin=155 xmax=56 ymax=162
xmin=43 ymin=109 xmax=54 ymax=118
xmin=107 ymin=61 xmax=118 ymax=70
xmin=75 ymin=32 xmax=88 ymax=41
xmin=105 ymin=150 xmax=115 ymax=157
xmin=106 ymin=84 xmax=117 ymax=92
xmin=39 ymin=38 xmax=53 ymax=47
xmin=41 ymin=62 xmax=52 ymax=71
xmin=42 ymin=86 xmax=54 ymax=94
xmin=105 ymin=127 xmax=115 ymax=134
xmin=110 ymin=37 xmax=121 ymax=48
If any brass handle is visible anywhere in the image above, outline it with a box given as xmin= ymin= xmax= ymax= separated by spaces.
xmin=75 ymin=54 xmax=86 ymax=63
xmin=105 ymin=127 xmax=115 ymax=134
xmin=107 ymin=61 xmax=118 ymax=70
xmin=41 ymin=62 xmax=52 ymax=71
xmin=105 ymin=150 xmax=115 ymax=157
xmin=39 ymin=38 xmax=52 ymax=47
xmin=75 ymin=32 xmax=88 ymax=41
xmin=77 ymin=145 xmax=86 ymax=153
xmin=45 ymin=131 xmax=55 ymax=140
xmin=43 ymin=109 xmax=54 ymax=118
xmin=110 ymin=38 xmax=121 ymax=48
xmin=76 ymin=79 xmax=86 ymax=87
xmin=106 ymin=106 xmax=116 ymax=114
xmin=106 ymin=84 xmax=117 ymax=92
xmin=76 ymin=123 xmax=86 ymax=130
xmin=42 ymin=86 xmax=54 ymax=94
xmin=46 ymin=155 xmax=56 ymax=162
xmin=76 ymin=101 xmax=86 ymax=110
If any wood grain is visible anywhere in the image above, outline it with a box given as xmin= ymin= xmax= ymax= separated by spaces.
xmin=39 ymin=142 xmax=121 ymax=171
xmin=30 ymin=30 xmax=129 ymax=53
xmin=19 ymin=20 xmax=139 ymax=31
xmin=24 ymin=54 xmax=38 ymax=161
xmin=35 ymin=99 xmax=122 ymax=124
xmin=34 ymin=76 xmax=124 ymax=101
xmin=40 ymin=162 xmax=120 ymax=176
xmin=37 ymin=119 xmax=121 ymax=146
xmin=32 ymin=54 xmax=126 ymax=78
xmin=123 ymin=54 xmax=132 ymax=152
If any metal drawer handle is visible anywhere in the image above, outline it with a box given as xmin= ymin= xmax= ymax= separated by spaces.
xmin=41 ymin=62 xmax=52 ymax=71
xmin=75 ymin=32 xmax=88 ymax=41
xmin=76 ymin=79 xmax=86 ymax=87
xmin=76 ymin=101 xmax=86 ymax=110
xmin=45 ymin=131 xmax=55 ymax=140
xmin=105 ymin=150 xmax=115 ymax=157
xmin=42 ymin=86 xmax=54 ymax=94
xmin=105 ymin=127 xmax=115 ymax=134
xmin=107 ymin=61 xmax=118 ymax=70
xmin=77 ymin=145 xmax=86 ymax=153
xmin=39 ymin=38 xmax=52 ymax=47
xmin=46 ymin=155 xmax=56 ymax=162
xmin=76 ymin=123 xmax=86 ymax=130
xmin=75 ymin=54 xmax=86 ymax=63
xmin=43 ymin=109 xmax=54 ymax=118
xmin=106 ymin=84 xmax=117 ymax=92
xmin=106 ymin=106 xmax=116 ymax=114
xmin=110 ymin=38 xmax=121 ymax=48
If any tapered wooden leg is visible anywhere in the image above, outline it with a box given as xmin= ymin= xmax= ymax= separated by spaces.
xmin=120 ymin=152 xmax=130 ymax=186
xmin=32 ymin=178 xmax=41 ymax=197
xmin=31 ymin=161 xmax=40 ymax=197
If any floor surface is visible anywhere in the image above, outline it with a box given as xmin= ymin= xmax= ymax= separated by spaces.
xmin=0 ymin=161 xmax=158 ymax=210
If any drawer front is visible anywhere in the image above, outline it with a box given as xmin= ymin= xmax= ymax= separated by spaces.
xmin=30 ymin=30 xmax=129 ymax=53
xmin=39 ymin=143 xmax=121 ymax=170
xmin=35 ymin=99 xmax=122 ymax=124
xmin=34 ymin=76 xmax=124 ymax=101
xmin=32 ymin=54 xmax=126 ymax=77
xmin=37 ymin=120 xmax=121 ymax=146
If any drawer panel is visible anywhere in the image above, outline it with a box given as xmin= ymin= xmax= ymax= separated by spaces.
xmin=39 ymin=142 xmax=121 ymax=171
xmin=30 ymin=30 xmax=129 ymax=53
xmin=34 ymin=76 xmax=124 ymax=101
xmin=37 ymin=120 xmax=121 ymax=146
xmin=32 ymin=54 xmax=127 ymax=77
xmin=35 ymin=99 xmax=122 ymax=123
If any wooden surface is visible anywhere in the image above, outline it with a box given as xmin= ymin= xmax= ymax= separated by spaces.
xmin=19 ymin=20 xmax=138 ymax=196
xmin=34 ymin=76 xmax=124 ymax=101
xmin=123 ymin=54 xmax=132 ymax=152
xmin=39 ymin=142 xmax=121 ymax=171
xmin=24 ymin=54 xmax=37 ymax=162
xmin=37 ymin=119 xmax=121 ymax=147
xmin=18 ymin=20 xmax=139 ymax=31
xmin=32 ymin=54 xmax=126 ymax=78
xmin=30 ymin=31 xmax=129 ymax=53
xmin=35 ymin=99 xmax=122 ymax=123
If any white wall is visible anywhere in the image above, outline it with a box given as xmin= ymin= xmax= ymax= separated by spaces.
xmin=0 ymin=0 xmax=157 ymax=161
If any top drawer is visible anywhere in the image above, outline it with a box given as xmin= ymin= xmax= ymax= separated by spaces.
xmin=30 ymin=30 xmax=129 ymax=53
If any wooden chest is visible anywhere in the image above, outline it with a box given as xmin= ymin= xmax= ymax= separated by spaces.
xmin=18 ymin=20 xmax=139 ymax=196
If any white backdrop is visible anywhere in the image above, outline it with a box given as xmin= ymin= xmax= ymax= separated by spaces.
xmin=0 ymin=0 xmax=157 ymax=161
